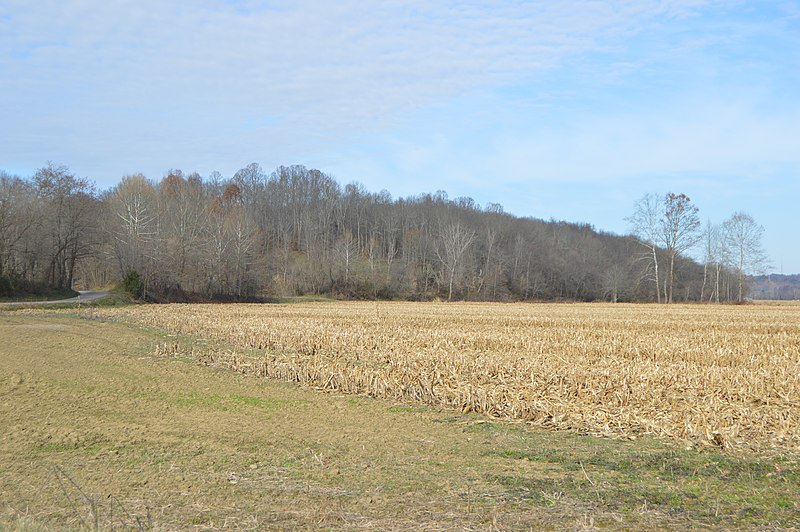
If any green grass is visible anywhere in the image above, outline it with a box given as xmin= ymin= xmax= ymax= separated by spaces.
xmin=33 ymin=440 xmax=107 ymax=458
xmin=172 ymin=391 xmax=309 ymax=412
xmin=482 ymin=424 xmax=800 ymax=526
xmin=86 ymin=290 xmax=135 ymax=307
xmin=387 ymin=405 xmax=429 ymax=413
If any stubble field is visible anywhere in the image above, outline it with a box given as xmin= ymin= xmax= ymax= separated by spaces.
xmin=94 ymin=301 xmax=800 ymax=454
xmin=3 ymin=301 xmax=800 ymax=529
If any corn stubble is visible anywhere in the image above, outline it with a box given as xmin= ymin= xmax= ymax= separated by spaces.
xmin=97 ymin=302 xmax=800 ymax=453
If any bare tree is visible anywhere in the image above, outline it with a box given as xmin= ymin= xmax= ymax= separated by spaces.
xmin=603 ymin=264 xmax=626 ymax=303
xmin=723 ymin=212 xmax=768 ymax=303
xmin=700 ymin=220 xmax=716 ymax=302
xmin=335 ymin=229 xmax=359 ymax=286
xmin=33 ymin=163 xmax=97 ymax=289
xmin=661 ymin=193 xmax=701 ymax=303
xmin=106 ymin=174 xmax=159 ymax=287
xmin=0 ymin=173 xmax=37 ymax=287
xmin=436 ymin=221 xmax=476 ymax=301
xmin=206 ymin=195 xmax=231 ymax=294
xmin=159 ymin=171 xmax=207 ymax=291
xmin=626 ymin=193 xmax=663 ymax=303
xmin=227 ymin=203 xmax=259 ymax=298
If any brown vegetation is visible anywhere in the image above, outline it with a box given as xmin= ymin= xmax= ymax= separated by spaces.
xmin=3 ymin=310 xmax=799 ymax=528
xmin=94 ymin=301 xmax=800 ymax=454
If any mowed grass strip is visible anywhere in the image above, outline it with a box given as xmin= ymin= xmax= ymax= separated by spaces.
xmin=1 ymin=313 xmax=799 ymax=529
xmin=92 ymin=301 xmax=800 ymax=453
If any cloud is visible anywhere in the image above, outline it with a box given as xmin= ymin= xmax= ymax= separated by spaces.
xmin=1 ymin=0 xmax=730 ymax=180
xmin=496 ymin=100 xmax=800 ymax=184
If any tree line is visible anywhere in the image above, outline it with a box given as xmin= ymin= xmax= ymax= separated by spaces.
xmin=0 ymin=162 xmax=768 ymax=302
xmin=627 ymin=193 xmax=768 ymax=304
xmin=749 ymin=274 xmax=800 ymax=301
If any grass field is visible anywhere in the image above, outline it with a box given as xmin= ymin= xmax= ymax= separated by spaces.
xmin=1 ymin=302 xmax=799 ymax=529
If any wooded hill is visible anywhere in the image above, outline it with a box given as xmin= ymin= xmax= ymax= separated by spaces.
xmin=749 ymin=274 xmax=800 ymax=301
xmin=1 ymin=162 xmax=749 ymax=302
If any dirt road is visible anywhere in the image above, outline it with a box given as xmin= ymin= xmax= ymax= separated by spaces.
xmin=0 ymin=290 xmax=109 ymax=306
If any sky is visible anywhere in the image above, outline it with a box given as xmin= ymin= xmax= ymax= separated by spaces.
xmin=2 ymin=0 xmax=798 ymax=273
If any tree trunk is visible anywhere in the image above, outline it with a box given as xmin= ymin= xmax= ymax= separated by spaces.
xmin=668 ymin=253 xmax=675 ymax=304
xmin=652 ymin=247 xmax=661 ymax=304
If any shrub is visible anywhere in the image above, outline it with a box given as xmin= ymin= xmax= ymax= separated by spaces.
xmin=122 ymin=270 xmax=144 ymax=299
xmin=0 ymin=275 xmax=12 ymax=298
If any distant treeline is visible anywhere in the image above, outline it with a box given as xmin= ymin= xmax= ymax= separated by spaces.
xmin=749 ymin=274 xmax=800 ymax=301
xmin=1 ymin=162 xmax=755 ymax=302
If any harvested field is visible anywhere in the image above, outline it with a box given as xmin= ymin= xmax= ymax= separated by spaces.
xmin=5 ymin=312 xmax=800 ymax=529
xmin=92 ymin=302 xmax=800 ymax=453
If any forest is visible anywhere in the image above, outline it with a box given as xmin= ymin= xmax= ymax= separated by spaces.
xmin=749 ymin=274 xmax=800 ymax=301
xmin=0 ymin=162 xmax=764 ymax=303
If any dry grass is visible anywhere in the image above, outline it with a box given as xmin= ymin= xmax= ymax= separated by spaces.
xmin=91 ymin=301 xmax=800 ymax=453
xmin=3 ymin=312 xmax=799 ymax=528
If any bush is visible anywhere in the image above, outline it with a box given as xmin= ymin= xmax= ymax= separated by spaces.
xmin=0 ymin=275 xmax=12 ymax=298
xmin=122 ymin=270 xmax=144 ymax=299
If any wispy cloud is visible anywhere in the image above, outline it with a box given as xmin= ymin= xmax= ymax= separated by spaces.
xmin=1 ymin=0 xmax=728 ymax=177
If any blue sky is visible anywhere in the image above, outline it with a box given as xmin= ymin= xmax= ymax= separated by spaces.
xmin=2 ymin=1 xmax=798 ymax=272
